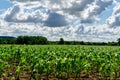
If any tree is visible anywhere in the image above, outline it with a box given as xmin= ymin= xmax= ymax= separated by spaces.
xmin=117 ymin=38 xmax=120 ymax=45
xmin=16 ymin=36 xmax=48 ymax=45
xmin=58 ymin=38 xmax=64 ymax=44
xmin=16 ymin=36 xmax=24 ymax=44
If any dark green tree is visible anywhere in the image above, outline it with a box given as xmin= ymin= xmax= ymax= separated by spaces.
xmin=117 ymin=38 xmax=120 ymax=45
xmin=16 ymin=36 xmax=48 ymax=45
xmin=16 ymin=36 xmax=24 ymax=44
xmin=59 ymin=38 xmax=64 ymax=44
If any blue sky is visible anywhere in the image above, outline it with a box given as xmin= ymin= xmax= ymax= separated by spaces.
xmin=0 ymin=0 xmax=120 ymax=42
xmin=0 ymin=0 xmax=12 ymax=9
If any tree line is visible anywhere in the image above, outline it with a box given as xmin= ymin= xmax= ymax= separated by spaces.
xmin=0 ymin=36 xmax=48 ymax=45
xmin=0 ymin=36 xmax=120 ymax=46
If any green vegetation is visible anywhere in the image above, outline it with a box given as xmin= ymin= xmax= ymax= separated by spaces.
xmin=0 ymin=45 xmax=120 ymax=79
xmin=117 ymin=38 xmax=120 ymax=45
xmin=58 ymin=38 xmax=64 ymax=44
xmin=16 ymin=36 xmax=48 ymax=44
xmin=0 ymin=36 xmax=120 ymax=46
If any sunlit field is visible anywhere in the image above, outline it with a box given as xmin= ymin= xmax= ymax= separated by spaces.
xmin=0 ymin=45 xmax=120 ymax=80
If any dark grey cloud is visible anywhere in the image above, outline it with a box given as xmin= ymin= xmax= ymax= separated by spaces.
xmin=49 ymin=0 xmax=62 ymax=4
xmin=44 ymin=12 xmax=68 ymax=27
xmin=95 ymin=0 xmax=113 ymax=15
xmin=63 ymin=0 xmax=94 ymax=16
xmin=4 ymin=5 xmax=20 ymax=22
xmin=81 ymin=18 xmax=95 ymax=23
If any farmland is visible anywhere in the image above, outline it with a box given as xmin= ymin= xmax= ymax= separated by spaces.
xmin=0 ymin=45 xmax=120 ymax=80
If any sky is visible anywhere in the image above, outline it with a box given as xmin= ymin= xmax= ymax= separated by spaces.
xmin=0 ymin=0 xmax=120 ymax=42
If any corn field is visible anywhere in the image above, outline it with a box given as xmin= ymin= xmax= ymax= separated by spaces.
xmin=0 ymin=45 xmax=120 ymax=80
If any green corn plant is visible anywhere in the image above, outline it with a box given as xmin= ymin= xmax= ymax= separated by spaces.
xmin=15 ymin=66 xmax=21 ymax=80
xmin=0 ymin=60 xmax=6 ymax=77
xmin=35 ymin=59 xmax=44 ymax=80
xmin=44 ymin=60 xmax=52 ymax=80
xmin=55 ymin=58 xmax=62 ymax=79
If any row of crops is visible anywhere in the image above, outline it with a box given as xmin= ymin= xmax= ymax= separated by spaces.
xmin=0 ymin=45 xmax=120 ymax=80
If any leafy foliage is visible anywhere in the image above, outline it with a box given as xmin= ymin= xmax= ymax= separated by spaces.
xmin=0 ymin=36 xmax=120 ymax=46
xmin=0 ymin=45 xmax=120 ymax=79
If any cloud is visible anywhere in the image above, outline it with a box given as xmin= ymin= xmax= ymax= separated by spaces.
xmin=6 ymin=0 xmax=113 ymax=24
xmin=10 ymin=0 xmax=41 ymax=2
xmin=107 ymin=3 xmax=120 ymax=27
xmin=80 ymin=0 xmax=113 ymax=23
xmin=107 ymin=14 xmax=120 ymax=27
xmin=4 ymin=1 xmax=69 ymax=27
xmin=4 ymin=4 xmax=48 ymax=23
xmin=61 ymin=0 xmax=94 ymax=15
xmin=0 ymin=0 xmax=119 ymax=42
xmin=44 ymin=12 xmax=68 ymax=27
xmin=4 ymin=5 xmax=20 ymax=22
